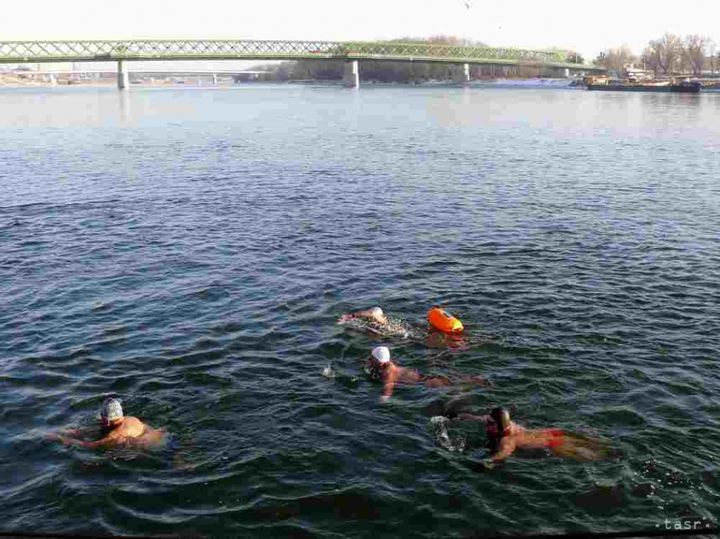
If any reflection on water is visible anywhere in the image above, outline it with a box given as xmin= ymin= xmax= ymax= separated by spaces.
xmin=118 ymin=90 xmax=132 ymax=124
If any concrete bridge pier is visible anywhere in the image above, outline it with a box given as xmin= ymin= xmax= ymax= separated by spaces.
xmin=117 ymin=60 xmax=129 ymax=90
xmin=343 ymin=60 xmax=359 ymax=88
xmin=454 ymin=63 xmax=471 ymax=84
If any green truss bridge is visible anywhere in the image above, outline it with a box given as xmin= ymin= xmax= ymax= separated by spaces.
xmin=0 ymin=39 xmax=604 ymax=89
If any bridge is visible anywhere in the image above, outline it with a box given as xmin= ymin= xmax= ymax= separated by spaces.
xmin=0 ymin=39 xmax=604 ymax=89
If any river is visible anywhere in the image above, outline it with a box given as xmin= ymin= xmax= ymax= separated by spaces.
xmin=1 ymin=84 xmax=719 ymax=536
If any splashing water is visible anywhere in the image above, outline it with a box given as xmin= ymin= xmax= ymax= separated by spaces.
xmin=431 ymin=416 xmax=467 ymax=452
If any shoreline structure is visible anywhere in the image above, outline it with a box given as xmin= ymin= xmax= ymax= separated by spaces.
xmin=3 ymin=72 xmax=719 ymax=90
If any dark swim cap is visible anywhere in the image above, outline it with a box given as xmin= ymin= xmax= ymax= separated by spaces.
xmin=490 ymin=407 xmax=511 ymax=436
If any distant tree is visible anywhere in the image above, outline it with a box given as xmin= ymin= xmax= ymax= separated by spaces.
xmin=427 ymin=35 xmax=464 ymax=46
xmin=711 ymin=46 xmax=720 ymax=75
xmin=646 ymin=33 xmax=683 ymax=75
xmin=392 ymin=35 xmax=487 ymax=47
xmin=709 ymin=42 xmax=718 ymax=74
xmin=594 ymin=46 xmax=634 ymax=76
xmin=565 ymin=51 xmax=584 ymax=64
xmin=251 ymin=62 xmax=290 ymax=81
xmin=641 ymin=47 xmax=659 ymax=76
xmin=683 ymin=35 xmax=713 ymax=75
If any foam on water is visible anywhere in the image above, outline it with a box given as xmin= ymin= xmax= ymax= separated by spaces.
xmin=430 ymin=416 xmax=467 ymax=453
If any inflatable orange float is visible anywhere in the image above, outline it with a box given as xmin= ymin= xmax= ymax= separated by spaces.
xmin=427 ymin=307 xmax=464 ymax=334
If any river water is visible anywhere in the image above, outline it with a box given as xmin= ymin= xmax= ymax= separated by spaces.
xmin=1 ymin=84 xmax=719 ymax=537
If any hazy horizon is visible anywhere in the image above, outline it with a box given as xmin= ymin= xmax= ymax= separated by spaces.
xmin=2 ymin=0 xmax=719 ymax=61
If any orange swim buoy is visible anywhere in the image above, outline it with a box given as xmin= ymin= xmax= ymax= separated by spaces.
xmin=427 ymin=307 xmax=464 ymax=334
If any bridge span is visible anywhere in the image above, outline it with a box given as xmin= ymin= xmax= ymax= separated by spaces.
xmin=0 ymin=39 xmax=604 ymax=89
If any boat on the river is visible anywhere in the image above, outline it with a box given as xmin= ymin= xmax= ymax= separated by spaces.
xmin=584 ymin=75 xmax=702 ymax=93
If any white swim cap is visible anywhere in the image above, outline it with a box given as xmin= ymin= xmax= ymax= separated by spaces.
xmin=370 ymin=307 xmax=384 ymax=317
xmin=101 ymin=398 xmax=123 ymax=421
xmin=372 ymin=346 xmax=391 ymax=363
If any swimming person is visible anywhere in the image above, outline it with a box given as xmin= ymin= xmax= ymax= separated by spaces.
xmin=47 ymin=398 xmax=167 ymax=450
xmin=338 ymin=306 xmax=492 ymax=352
xmin=338 ymin=307 xmax=418 ymax=339
xmin=451 ymin=407 xmax=610 ymax=467
xmin=365 ymin=346 xmax=490 ymax=402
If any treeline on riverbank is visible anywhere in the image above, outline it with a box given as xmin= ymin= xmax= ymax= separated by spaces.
xmin=252 ymin=36 xmax=582 ymax=83
xmin=261 ymin=60 xmax=565 ymax=83
xmin=596 ymin=34 xmax=718 ymax=76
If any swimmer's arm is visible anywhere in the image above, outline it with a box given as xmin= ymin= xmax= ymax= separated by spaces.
xmin=490 ymin=438 xmax=516 ymax=463
xmin=381 ymin=371 xmax=399 ymax=401
xmin=51 ymin=432 xmax=120 ymax=449
xmin=68 ymin=437 xmax=113 ymax=449
xmin=64 ymin=425 xmax=100 ymax=438
xmin=46 ymin=425 xmax=94 ymax=439
xmin=455 ymin=413 xmax=491 ymax=424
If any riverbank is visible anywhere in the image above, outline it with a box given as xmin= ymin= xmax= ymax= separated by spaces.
xmin=0 ymin=73 xmax=580 ymax=89
xmin=0 ymin=74 xmax=191 ymax=88
xmin=4 ymin=72 xmax=719 ymax=91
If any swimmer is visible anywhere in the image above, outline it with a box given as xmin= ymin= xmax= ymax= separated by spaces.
xmin=338 ymin=306 xmax=388 ymax=326
xmin=452 ymin=407 xmax=610 ymax=468
xmin=365 ymin=346 xmax=490 ymax=402
xmin=338 ymin=307 xmax=417 ymax=339
xmin=47 ymin=398 xmax=167 ymax=450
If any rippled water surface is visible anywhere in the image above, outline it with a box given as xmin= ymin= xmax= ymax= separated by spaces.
xmin=1 ymin=85 xmax=719 ymax=536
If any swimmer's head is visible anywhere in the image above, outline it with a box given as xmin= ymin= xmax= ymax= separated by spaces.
xmin=488 ymin=407 xmax=511 ymax=437
xmin=101 ymin=398 xmax=123 ymax=426
xmin=371 ymin=346 xmax=391 ymax=364
xmin=368 ymin=306 xmax=387 ymax=323
xmin=369 ymin=307 xmax=384 ymax=317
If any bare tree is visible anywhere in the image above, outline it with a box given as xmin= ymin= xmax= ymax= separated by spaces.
xmin=566 ymin=51 xmax=584 ymax=64
xmin=594 ymin=46 xmax=635 ymax=76
xmin=642 ymin=46 xmax=660 ymax=76
xmin=647 ymin=33 xmax=682 ymax=75
xmin=683 ymin=35 xmax=712 ymax=75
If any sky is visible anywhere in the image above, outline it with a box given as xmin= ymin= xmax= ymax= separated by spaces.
xmin=2 ymin=0 xmax=719 ymax=61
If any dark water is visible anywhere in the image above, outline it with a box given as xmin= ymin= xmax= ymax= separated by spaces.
xmin=1 ymin=85 xmax=719 ymax=537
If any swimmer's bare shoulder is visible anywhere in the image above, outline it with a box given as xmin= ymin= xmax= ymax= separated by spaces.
xmin=114 ymin=416 xmax=145 ymax=437
xmin=90 ymin=417 xmax=164 ymax=448
xmin=133 ymin=425 xmax=168 ymax=449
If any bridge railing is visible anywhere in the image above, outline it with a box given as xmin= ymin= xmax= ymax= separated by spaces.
xmin=0 ymin=39 xmax=571 ymax=65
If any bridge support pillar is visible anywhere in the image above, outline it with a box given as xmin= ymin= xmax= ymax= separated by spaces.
xmin=343 ymin=60 xmax=359 ymax=88
xmin=117 ymin=60 xmax=129 ymax=90
xmin=455 ymin=63 xmax=470 ymax=84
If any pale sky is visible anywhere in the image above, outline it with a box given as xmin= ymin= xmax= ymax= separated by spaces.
xmin=3 ymin=0 xmax=719 ymax=60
